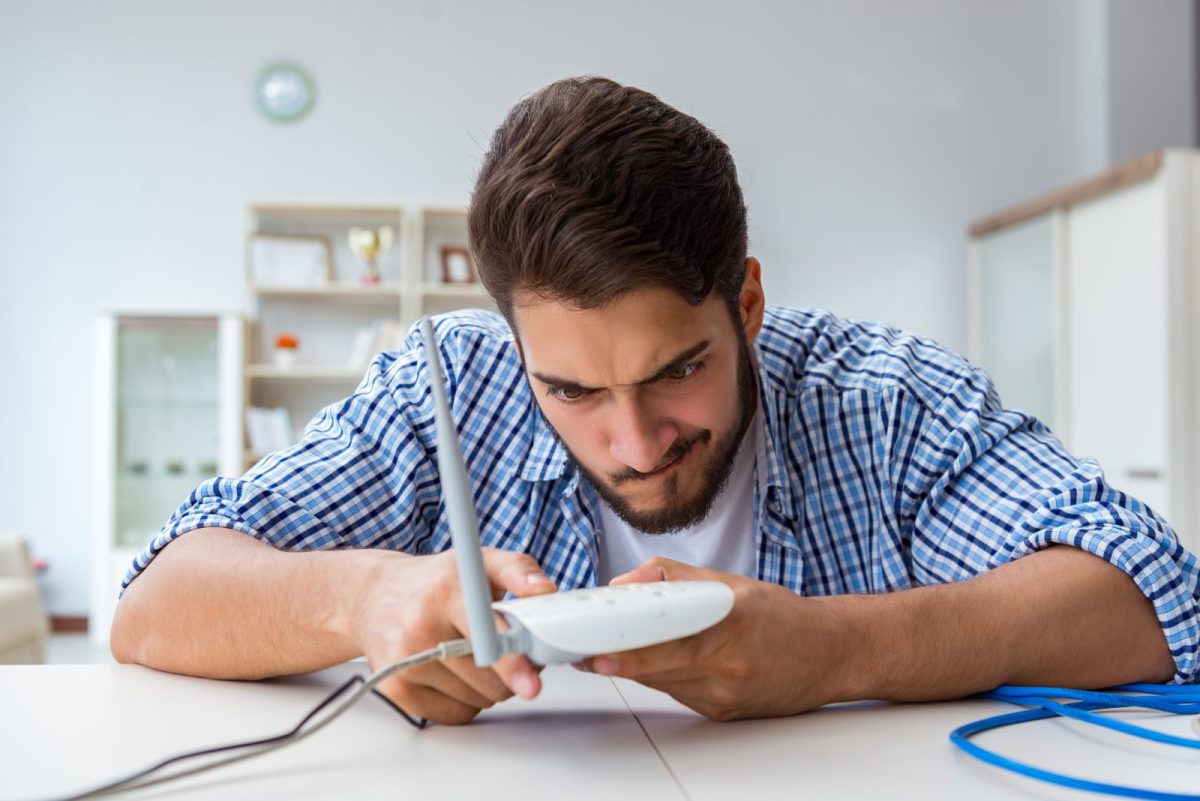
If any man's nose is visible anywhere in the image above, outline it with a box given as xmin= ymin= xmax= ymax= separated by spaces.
xmin=607 ymin=397 xmax=678 ymax=475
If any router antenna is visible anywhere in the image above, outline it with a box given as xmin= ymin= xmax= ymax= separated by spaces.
xmin=420 ymin=318 xmax=501 ymax=667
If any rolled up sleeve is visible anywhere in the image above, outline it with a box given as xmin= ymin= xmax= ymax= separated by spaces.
xmin=897 ymin=370 xmax=1200 ymax=683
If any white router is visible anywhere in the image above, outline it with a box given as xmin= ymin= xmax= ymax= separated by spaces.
xmin=420 ymin=319 xmax=735 ymax=667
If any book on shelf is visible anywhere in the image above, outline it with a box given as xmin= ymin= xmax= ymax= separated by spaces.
xmin=347 ymin=319 xmax=406 ymax=370
xmin=245 ymin=406 xmax=295 ymax=456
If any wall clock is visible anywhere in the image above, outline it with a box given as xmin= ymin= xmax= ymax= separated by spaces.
xmin=255 ymin=63 xmax=315 ymax=123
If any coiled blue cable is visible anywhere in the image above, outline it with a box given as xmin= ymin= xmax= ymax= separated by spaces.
xmin=950 ymin=684 xmax=1200 ymax=800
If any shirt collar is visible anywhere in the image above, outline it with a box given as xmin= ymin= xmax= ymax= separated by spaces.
xmin=520 ymin=409 xmax=572 ymax=483
xmin=755 ymin=362 xmax=798 ymax=517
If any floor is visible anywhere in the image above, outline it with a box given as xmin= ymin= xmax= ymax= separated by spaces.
xmin=46 ymin=633 xmax=116 ymax=665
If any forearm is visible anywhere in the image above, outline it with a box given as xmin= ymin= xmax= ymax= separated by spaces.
xmin=831 ymin=545 xmax=1176 ymax=703
xmin=110 ymin=527 xmax=398 ymax=679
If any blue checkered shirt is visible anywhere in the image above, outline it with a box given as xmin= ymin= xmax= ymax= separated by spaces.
xmin=125 ymin=307 xmax=1200 ymax=682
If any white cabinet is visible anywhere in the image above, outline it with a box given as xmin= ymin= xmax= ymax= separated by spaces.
xmin=90 ymin=313 xmax=243 ymax=642
xmin=968 ymin=151 xmax=1200 ymax=550
xmin=1066 ymin=177 xmax=1173 ymax=517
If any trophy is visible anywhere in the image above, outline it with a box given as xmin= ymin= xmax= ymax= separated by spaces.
xmin=347 ymin=225 xmax=394 ymax=285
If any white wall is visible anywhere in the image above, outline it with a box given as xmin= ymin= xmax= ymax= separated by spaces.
xmin=0 ymin=0 xmax=1193 ymax=615
xmin=1107 ymin=0 xmax=1197 ymax=164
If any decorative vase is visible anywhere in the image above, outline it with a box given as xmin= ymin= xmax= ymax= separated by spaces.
xmin=273 ymin=348 xmax=296 ymax=368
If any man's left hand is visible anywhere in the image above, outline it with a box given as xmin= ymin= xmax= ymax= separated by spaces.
xmin=576 ymin=557 xmax=852 ymax=720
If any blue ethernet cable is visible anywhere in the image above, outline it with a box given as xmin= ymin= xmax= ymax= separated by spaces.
xmin=951 ymin=683 xmax=1200 ymax=800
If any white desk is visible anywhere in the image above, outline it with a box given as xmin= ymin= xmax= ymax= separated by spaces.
xmin=2 ymin=664 xmax=1197 ymax=800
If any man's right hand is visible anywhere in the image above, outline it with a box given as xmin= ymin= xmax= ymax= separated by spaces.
xmin=352 ymin=547 xmax=558 ymax=725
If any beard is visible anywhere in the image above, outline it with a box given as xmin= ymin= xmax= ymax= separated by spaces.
xmin=554 ymin=337 xmax=758 ymax=535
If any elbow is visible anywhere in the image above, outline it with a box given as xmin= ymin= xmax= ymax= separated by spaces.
xmin=108 ymin=593 xmax=145 ymax=666
xmin=1147 ymin=636 xmax=1178 ymax=684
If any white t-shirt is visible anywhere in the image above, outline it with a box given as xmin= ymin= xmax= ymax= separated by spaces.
xmin=596 ymin=411 xmax=761 ymax=584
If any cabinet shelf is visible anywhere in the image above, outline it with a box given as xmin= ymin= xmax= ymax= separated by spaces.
xmin=420 ymin=282 xmax=490 ymax=299
xmin=117 ymin=397 xmax=219 ymax=407
xmin=246 ymin=364 xmax=363 ymax=381
xmin=249 ymin=283 xmax=404 ymax=300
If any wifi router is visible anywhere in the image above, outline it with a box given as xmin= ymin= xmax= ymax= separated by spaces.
xmin=420 ymin=318 xmax=735 ymax=667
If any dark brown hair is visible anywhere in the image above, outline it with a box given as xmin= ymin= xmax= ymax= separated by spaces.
xmin=468 ymin=76 xmax=748 ymax=324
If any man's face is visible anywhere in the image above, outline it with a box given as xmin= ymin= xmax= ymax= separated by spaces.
xmin=513 ymin=273 xmax=763 ymax=534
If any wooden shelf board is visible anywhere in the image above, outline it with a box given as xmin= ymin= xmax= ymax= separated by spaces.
xmin=250 ymin=203 xmax=404 ymax=217
xmin=422 ymin=205 xmax=468 ymax=220
xmin=969 ymin=151 xmax=1164 ymax=237
xmin=249 ymin=283 xmax=403 ymax=299
xmin=420 ymin=283 xmax=490 ymax=299
xmin=246 ymin=365 xmax=364 ymax=380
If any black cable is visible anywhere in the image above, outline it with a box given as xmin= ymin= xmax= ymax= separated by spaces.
xmin=36 ymin=643 xmax=463 ymax=801
xmin=371 ymin=688 xmax=428 ymax=730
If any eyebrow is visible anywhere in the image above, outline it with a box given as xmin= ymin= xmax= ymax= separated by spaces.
xmin=530 ymin=339 xmax=712 ymax=392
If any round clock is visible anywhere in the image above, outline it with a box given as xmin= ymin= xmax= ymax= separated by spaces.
xmin=255 ymin=63 xmax=315 ymax=123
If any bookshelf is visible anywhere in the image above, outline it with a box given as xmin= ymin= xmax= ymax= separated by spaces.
xmin=242 ymin=203 xmax=495 ymax=469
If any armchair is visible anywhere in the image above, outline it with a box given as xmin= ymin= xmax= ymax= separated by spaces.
xmin=0 ymin=532 xmax=49 ymax=663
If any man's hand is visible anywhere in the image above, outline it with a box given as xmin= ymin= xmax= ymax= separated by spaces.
xmin=581 ymin=548 xmax=1176 ymax=722
xmin=577 ymin=557 xmax=849 ymax=721
xmin=353 ymin=547 xmax=558 ymax=725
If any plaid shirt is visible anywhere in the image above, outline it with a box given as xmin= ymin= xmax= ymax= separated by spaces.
xmin=126 ymin=307 xmax=1200 ymax=682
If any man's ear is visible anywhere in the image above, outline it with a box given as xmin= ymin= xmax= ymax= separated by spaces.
xmin=739 ymin=257 xmax=765 ymax=342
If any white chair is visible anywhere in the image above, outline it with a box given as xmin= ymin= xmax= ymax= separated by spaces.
xmin=0 ymin=532 xmax=49 ymax=664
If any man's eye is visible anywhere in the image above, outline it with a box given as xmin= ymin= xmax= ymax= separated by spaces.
xmin=665 ymin=361 xmax=702 ymax=381
xmin=551 ymin=386 xmax=587 ymax=402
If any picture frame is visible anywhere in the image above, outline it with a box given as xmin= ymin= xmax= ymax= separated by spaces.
xmin=247 ymin=233 xmax=332 ymax=287
xmin=440 ymin=245 xmax=477 ymax=284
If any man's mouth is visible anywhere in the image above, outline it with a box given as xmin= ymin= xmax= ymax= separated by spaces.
xmin=646 ymin=449 xmax=687 ymax=476
xmin=626 ymin=441 xmax=695 ymax=482
xmin=608 ymin=430 xmax=711 ymax=487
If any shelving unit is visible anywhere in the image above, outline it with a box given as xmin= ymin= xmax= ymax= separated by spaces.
xmin=243 ymin=202 xmax=495 ymax=469
xmin=405 ymin=205 xmax=493 ymax=320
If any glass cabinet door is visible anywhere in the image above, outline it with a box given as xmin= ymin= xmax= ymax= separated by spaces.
xmin=113 ymin=317 xmax=220 ymax=548
xmin=971 ymin=214 xmax=1059 ymax=430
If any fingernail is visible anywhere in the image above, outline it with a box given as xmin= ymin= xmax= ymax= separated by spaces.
xmin=525 ymin=572 xmax=554 ymax=586
xmin=571 ymin=661 xmax=591 ymax=672
xmin=511 ymin=671 xmax=536 ymax=698
xmin=592 ymin=657 xmax=617 ymax=676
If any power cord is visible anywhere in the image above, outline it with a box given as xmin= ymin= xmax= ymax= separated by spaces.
xmin=41 ymin=639 xmax=472 ymax=801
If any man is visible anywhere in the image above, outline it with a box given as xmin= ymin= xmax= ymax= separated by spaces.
xmin=111 ymin=76 xmax=1198 ymax=725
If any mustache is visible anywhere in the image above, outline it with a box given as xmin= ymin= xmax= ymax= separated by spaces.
xmin=608 ymin=429 xmax=712 ymax=486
